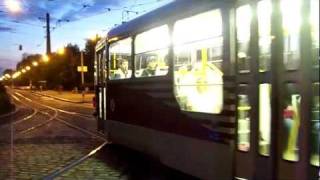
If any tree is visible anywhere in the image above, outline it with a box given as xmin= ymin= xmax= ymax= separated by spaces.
xmin=83 ymin=36 xmax=101 ymax=88
xmin=2 ymin=69 xmax=14 ymax=76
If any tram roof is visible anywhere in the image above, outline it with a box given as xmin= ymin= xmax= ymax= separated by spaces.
xmin=107 ymin=0 xmax=229 ymax=40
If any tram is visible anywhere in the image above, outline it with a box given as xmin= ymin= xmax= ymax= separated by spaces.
xmin=94 ymin=0 xmax=319 ymax=179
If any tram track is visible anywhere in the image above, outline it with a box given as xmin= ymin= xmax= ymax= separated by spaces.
xmin=6 ymin=89 xmax=109 ymax=179
xmin=12 ymin=90 xmax=103 ymax=138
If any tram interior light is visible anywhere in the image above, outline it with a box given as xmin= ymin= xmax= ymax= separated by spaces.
xmin=281 ymin=0 xmax=301 ymax=35
xmin=135 ymin=25 xmax=170 ymax=53
xmin=310 ymin=0 xmax=319 ymax=46
xmin=173 ymin=10 xmax=222 ymax=45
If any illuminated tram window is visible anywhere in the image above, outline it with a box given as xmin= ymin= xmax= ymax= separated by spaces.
xmin=311 ymin=0 xmax=319 ymax=68
xmin=134 ymin=25 xmax=169 ymax=78
xmin=236 ymin=5 xmax=252 ymax=73
xmin=237 ymin=85 xmax=251 ymax=152
xmin=310 ymin=0 xmax=319 ymax=167
xmin=281 ymin=0 xmax=302 ymax=70
xmin=259 ymin=84 xmax=272 ymax=156
xmin=282 ymin=83 xmax=301 ymax=162
xmin=109 ymin=37 xmax=132 ymax=80
xmin=311 ymin=83 xmax=319 ymax=166
xmin=173 ymin=9 xmax=223 ymax=114
xmin=258 ymin=0 xmax=272 ymax=72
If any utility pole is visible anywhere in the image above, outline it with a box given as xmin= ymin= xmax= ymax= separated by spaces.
xmin=80 ymin=51 xmax=85 ymax=86
xmin=80 ymin=51 xmax=85 ymax=102
xmin=46 ymin=13 xmax=51 ymax=55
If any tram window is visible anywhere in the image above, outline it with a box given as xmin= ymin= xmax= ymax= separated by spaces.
xmin=259 ymin=84 xmax=272 ymax=156
xmin=311 ymin=0 xmax=319 ymax=68
xmin=109 ymin=37 xmax=132 ymax=80
xmin=282 ymin=83 xmax=301 ymax=162
xmin=96 ymin=49 xmax=105 ymax=83
xmin=134 ymin=25 xmax=169 ymax=78
xmin=236 ymin=5 xmax=252 ymax=73
xmin=311 ymin=82 xmax=319 ymax=166
xmin=173 ymin=9 xmax=223 ymax=114
xmin=281 ymin=0 xmax=301 ymax=70
xmin=258 ymin=0 xmax=272 ymax=72
xmin=237 ymin=85 xmax=251 ymax=152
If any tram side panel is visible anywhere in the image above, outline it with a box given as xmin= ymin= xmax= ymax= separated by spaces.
xmin=105 ymin=77 xmax=235 ymax=179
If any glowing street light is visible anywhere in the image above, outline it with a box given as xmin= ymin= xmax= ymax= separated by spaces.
xmin=42 ymin=54 xmax=49 ymax=62
xmin=89 ymin=34 xmax=99 ymax=42
xmin=32 ymin=61 xmax=39 ymax=67
xmin=12 ymin=71 xmax=21 ymax=79
xmin=5 ymin=74 xmax=11 ymax=78
xmin=21 ymin=69 xmax=26 ymax=73
xmin=26 ymin=66 xmax=31 ymax=71
xmin=4 ymin=0 xmax=22 ymax=13
xmin=57 ymin=47 xmax=65 ymax=55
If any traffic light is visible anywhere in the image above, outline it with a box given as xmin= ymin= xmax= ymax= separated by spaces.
xmin=19 ymin=45 xmax=22 ymax=51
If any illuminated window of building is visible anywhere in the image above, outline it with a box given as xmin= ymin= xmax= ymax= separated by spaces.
xmin=281 ymin=0 xmax=302 ymax=70
xmin=236 ymin=5 xmax=252 ymax=73
xmin=258 ymin=0 xmax=272 ymax=72
xmin=108 ymin=37 xmax=132 ymax=80
xmin=311 ymin=82 xmax=319 ymax=166
xmin=173 ymin=9 xmax=223 ymax=114
xmin=282 ymin=83 xmax=301 ymax=162
xmin=259 ymin=84 xmax=272 ymax=156
xmin=311 ymin=0 xmax=319 ymax=68
xmin=237 ymin=84 xmax=251 ymax=152
xmin=134 ymin=25 xmax=169 ymax=78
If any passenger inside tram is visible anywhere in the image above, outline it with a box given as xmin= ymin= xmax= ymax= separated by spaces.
xmin=114 ymin=58 xmax=132 ymax=79
xmin=141 ymin=56 xmax=158 ymax=77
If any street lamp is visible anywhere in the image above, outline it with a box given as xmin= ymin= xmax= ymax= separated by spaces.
xmin=4 ymin=0 xmax=22 ymax=13
xmin=42 ymin=54 xmax=49 ymax=62
xmin=26 ymin=66 xmax=31 ymax=71
xmin=57 ymin=47 xmax=65 ymax=55
xmin=32 ymin=61 xmax=39 ymax=67
xmin=5 ymin=74 xmax=11 ymax=79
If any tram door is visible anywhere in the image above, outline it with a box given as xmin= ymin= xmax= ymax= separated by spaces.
xmin=275 ymin=0 xmax=319 ymax=179
xmin=234 ymin=0 xmax=319 ymax=179
xmin=234 ymin=1 xmax=272 ymax=179
xmin=96 ymin=47 xmax=107 ymax=132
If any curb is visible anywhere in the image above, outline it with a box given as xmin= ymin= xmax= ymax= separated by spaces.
xmin=32 ymin=91 xmax=91 ymax=104
xmin=0 ymin=106 xmax=20 ymax=119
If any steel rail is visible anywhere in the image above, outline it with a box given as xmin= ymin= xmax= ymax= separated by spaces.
xmin=43 ymin=141 xmax=108 ymax=180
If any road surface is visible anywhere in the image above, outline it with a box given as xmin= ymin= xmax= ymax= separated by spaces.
xmin=0 ymin=88 xmax=196 ymax=180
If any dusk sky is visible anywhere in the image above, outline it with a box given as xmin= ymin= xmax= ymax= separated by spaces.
xmin=0 ymin=0 xmax=173 ymax=72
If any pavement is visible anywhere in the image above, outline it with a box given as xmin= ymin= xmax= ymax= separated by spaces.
xmin=32 ymin=90 xmax=94 ymax=104
xmin=0 ymin=89 xmax=196 ymax=180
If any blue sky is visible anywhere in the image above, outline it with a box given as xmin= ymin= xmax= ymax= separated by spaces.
xmin=0 ymin=0 xmax=173 ymax=72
